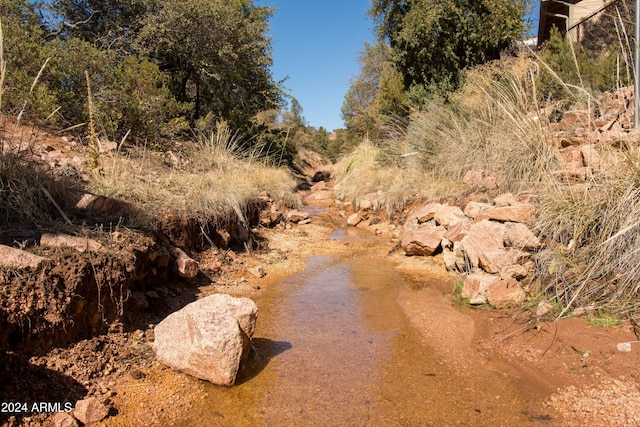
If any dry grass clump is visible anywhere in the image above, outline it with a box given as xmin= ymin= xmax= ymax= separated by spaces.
xmin=536 ymin=151 xmax=640 ymax=316
xmin=333 ymin=138 xmax=466 ymax=217
xmin=89 ymin=122 xmax=299 ymax=226
xmin=404 ymin=57 xmax=559 ymax=192
xmin=334 ymin=57 xmax=559 ymax=216
xmin=0 ymin=144 xmax=74 ymax=227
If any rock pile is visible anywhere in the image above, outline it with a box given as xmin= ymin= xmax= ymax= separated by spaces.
xmin=536 ymin=86 xmax=638 ymax=183
xmin=400 ymin=193 xmax=541 ymax=307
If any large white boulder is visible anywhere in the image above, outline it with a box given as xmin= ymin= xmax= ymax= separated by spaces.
xmin=153 ymin=294 xmax=258 ymax=386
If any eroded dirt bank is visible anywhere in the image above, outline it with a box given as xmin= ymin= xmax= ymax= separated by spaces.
xmin=3 ymin=197 xmax=640 ymax=426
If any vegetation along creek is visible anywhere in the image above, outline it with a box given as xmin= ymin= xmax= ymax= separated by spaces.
xmin=3 ymin=0 xmax=640 ymax=425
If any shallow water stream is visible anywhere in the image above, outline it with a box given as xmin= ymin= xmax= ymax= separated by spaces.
xmin=181 ymin=227 xmax=550 ymax=426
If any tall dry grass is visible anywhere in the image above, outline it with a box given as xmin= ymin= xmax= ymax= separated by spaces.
xmin=89 ymin=121 xmax=300 ymax=227
xmin=333 ymin=139 xmax=439 ymax=217
xmin=536 ymin=149 xmax=640 ymax=317
xmin=334 ymin=57 xmax=559 ymax=215
xmin=407 ymin=58 xmax=559 ymax=192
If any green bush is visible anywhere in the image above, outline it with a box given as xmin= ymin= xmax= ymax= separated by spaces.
xmin=98 ymin=56 xmax=192 ymax=139
xmin=538 ymin=27 xmax=629 ymax=100
xmin=0 ymin=0 xmax=58 ymax=119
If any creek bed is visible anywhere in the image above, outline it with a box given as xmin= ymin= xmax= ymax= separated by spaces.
xmin=179 ymin=228 xmax=550 ymax=426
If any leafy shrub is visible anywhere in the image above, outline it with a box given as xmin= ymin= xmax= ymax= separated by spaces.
xmin=98 ymin=56 xmax=192 ymax=139
xmin=538 ymin=27 xmax=629 ymax=100
xmin=0 ymin=0 xmax=58 ymax=119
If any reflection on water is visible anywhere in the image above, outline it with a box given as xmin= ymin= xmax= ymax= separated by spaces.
xmin=302 ymin=205 xmax=326 ymax=217
xmin=329 ymin=227 xmax=364 ymax=241
xmin=186 ymin=240 xmax=549 ymax=425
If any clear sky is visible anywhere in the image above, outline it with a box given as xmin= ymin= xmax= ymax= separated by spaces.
xmin=257 ymin=0 xmax=374 ymax=131
xmin=259 ymin=1 xmax=541 ymax=132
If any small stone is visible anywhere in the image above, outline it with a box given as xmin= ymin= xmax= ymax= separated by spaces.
xmin=310 ymin=180 xmax=326 ymax=192
xmin=53 ymin=412 xmax=79 ymax=427
xmin=535 ymin=299 xmax=554 ymax=317
xmin=347 ymin=213 xmax=362 ymax=226
xmin=359 ymin=199 xmax=373 ymax=210
xmin=248 ymin=266 xmax=266 ymax=278
xmin=493 ymin=193 xmax=518 ymax=207
xmin=73 ymin=397 xmax=110 ymax=425
xmin=286 ymin=210 xmax=310 ymax=223
xmin=617 ymin=342 xmax=632 ymax=352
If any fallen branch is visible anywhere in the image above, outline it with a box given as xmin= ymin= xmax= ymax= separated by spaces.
xmin=169 ymin=247 xmax=199 ymax=279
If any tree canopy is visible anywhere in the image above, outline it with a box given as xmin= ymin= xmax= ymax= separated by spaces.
xmin=369 ymin=0 xmax=526 ymax=98
xmin=2 ymin=0 xmax=284 ymax=143
xmin=341 ymin=42 xmax=405 ymax=139
xmin=137 ymin=0 xmax=280 ymax=128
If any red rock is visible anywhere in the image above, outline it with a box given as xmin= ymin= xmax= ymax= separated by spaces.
xmin=463 ymin=169 xmax=485 ymax=186
xmin=474 ymin=203 xmax=536 ymax=223
xmin=443 ymin=220 xmax=472 ymax=243
xmin=153 ymin=294 xmax=258 ymax=386
xmin=558 ymin=146 xmax=583 ymax=166
xmin=580 ymin=144 xmax=602 ymax=170
xmin=493 ymin=193 xmax=517 ymax=207
xmin=0 ymin=245 xmax=49 ymax=270
xmin=400 ymin=223 xmax=446 ymax=256
xmin=73 ymin=398 xmax=109 ymax=425
xmin=482 ymin=173 xmax=501 ymax=190
xmin=54 ymin=412 xmax=79 ymax=427
xmin=478 ymin=249 xmax=514 ymax=274
xmin=286 ymin=210 xmax=310 ymax=223
xmin=463 ymin=201 xmax=492 ymax=218
xmin=347 ymin=213 xmax=362 ymax=226
xmin=500 ymin=264 xmax=530 ymax=280
xmin=304 ymin=190 xmax=333 ymax=202
xmin=434 ymin=205 xmax=466 ymax=227
xmin=408 ymin=202 xmax=443 ymax=223
xmin=486 ymin=278 xmax=525 ymax=308
xmin=560 ymin=110 xmax=589 ymax=127
xmin=310 ymin=180 xmax=326 ymax=192
xmin=359 ymin=199 xmax=373 ymax=210
xmin=462 ymin=273 xmax=497 ymax=304
xmin=504 ymin=223 xmax=542 ymax=250
xmin=460 ymin=220 xmax=506 ymax=268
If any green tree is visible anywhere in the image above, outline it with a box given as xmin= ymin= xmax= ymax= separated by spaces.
xmin=0 ymin=0 xmax=57 ymax=118
xmin=137 ymin=0 xmax=281 ymax=129
xmin=50 ymin=0 xmax=147 ymax=52
xmin=538 ymin=26 xmax=627 ymax=99
xmin=369 ymin=0 xmax=525 ymax=100
xmin=342 ymin=42 xmax=406 ymax=139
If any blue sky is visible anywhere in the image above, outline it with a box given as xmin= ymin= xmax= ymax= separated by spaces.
xmin=259 ymin=1 xmax=541 ymax=131
xmin=258 ymin=0 xmax=374 ymax=131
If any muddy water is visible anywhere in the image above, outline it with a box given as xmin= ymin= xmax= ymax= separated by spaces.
xmin=184 ymin=228 xmax=549 ymax=426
